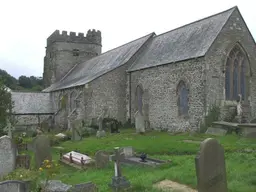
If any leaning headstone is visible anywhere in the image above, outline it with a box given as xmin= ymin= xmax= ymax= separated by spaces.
xmin=72 ymin=182 xmax=98 ymax=192
xmin=135 ymin=111 xmax=145 ymax=133
xmin=109 ymin=147 xmax=131 ymax=191
xmin=95 ymin=150 xmax=110 ymax=168
xmin=195 ymin=138 xmax=228 ymax=192
xmin=34 ymin=135 xmax=52 ymax=168
xmin=0 ymin=136 xmax=16 ymax=178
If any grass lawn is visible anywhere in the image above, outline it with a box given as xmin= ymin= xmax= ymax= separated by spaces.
xmin=3 ymin=129 xmax=256 ymax=191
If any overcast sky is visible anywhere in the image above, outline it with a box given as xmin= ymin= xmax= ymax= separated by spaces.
xmin=0 ymin=0 xmax=255 ymax=79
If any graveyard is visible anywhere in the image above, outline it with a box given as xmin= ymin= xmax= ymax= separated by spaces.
xmin=0 ymin=128 xmax=255 ymax=192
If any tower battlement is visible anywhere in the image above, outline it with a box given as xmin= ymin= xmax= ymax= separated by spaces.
xmin=47 ymin=29 xmax=102 ymax=46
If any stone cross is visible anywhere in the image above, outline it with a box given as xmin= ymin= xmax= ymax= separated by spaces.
xmin=109 ymin=147 xmax=125 ymax=177
xmin=97 ymin=107 xmax=108 ymax=131
xmin=195 ymin=138 xmax=227 ymax=192
xmin=3 ymin=119 xmax=14 ymax=139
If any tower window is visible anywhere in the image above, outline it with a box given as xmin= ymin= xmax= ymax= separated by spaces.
xmin=73 ymin=49 xmax=79 ymax=56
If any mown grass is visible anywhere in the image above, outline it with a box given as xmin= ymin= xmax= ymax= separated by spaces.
xmin=3 ymin=129 xmax=256 ymax=192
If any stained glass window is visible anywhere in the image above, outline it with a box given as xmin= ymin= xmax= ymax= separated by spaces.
xmin=225 ymin=45 xmax=248 ymax=100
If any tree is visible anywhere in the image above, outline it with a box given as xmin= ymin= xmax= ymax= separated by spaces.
xmin=0 ymin=79 xmax=13 ymax=135
xmin=18 ymin=75 xmax=31 ymax=88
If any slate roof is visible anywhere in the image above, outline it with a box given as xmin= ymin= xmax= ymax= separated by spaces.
xmin=128 ymin=6 xmax=237 ymax=72
xmin=11 ymin=92 xmax=54 ymax=114
xmin=43 ymin=33 xmax=154 ymax=92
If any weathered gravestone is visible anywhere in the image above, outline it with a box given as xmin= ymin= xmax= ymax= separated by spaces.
xmin=0 ymin=180 xmax=30 ymax=192
xmin=135 ymin=111 xmax=145 ymax=133
xmin=109 ymin=147 xmax=131 ymax=191
xmin=40 ymin=180 xmax=72 ymax=192
xmin=121 ymin=146 xmax=134 ymax=158
xmin=34 ymin=135 xmax=52 ymax=168
xmin=72 ymin=181 xmax=98 ymax=192
xmin=0 ymin=136 xmax=16 ymax=178
xmin=195 ymin=138 xmax=228 ymax=192
xmin=96 ymin=108 xmax=107 ymax=138
xmin=95 ymin=150 xmax=110 ymax=168
xmin=205 ymin=127 xmax=227 ymax=136
xmin=72 ymin=119 xmax=83 ymax=141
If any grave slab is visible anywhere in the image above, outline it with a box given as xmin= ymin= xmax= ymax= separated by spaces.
xmin=60 ymin=151 xmax=95 ymax=169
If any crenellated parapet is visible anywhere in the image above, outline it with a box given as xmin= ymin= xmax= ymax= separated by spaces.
xmin=47 ymin=29 xmax=102 ymax=46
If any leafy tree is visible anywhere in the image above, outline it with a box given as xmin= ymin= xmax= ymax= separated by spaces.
xmin=0 ymin=79 xmax=13 ymax=135
xmin=18 ymin=75 xmax=31 ymax=88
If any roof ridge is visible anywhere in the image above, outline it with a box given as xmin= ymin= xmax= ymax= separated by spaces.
xmin=155 ymin=6 xmax=237 ymax=38
xmin=98 ymin=32 xmax=155 ymax=56
xmin=47 ymin=32 xmax=155 ymax=90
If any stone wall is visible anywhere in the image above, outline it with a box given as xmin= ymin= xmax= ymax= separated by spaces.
xmin=52 ymin=63 xmax=129 ymax=129
xmin=14 ymin=114 xmax=52 ymax=131
xmin=204 ymin=9 xmax=256 ymax=120
xmin=129 ymin=58 xmax=205 ymax=131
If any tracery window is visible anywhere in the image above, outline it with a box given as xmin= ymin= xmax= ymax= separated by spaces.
xmin=225 ymin=45 xmax=248 ymax=100
xmin=177 ymin=81 xmax=189 ymax=116
xmin=135 ymin=85 xmax=143 ymax=113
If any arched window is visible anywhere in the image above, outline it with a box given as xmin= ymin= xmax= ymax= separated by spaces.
xmin=135 ymin=85 xmax=143 ymax=113
xmin=225 ymin=45 xmax=248 ymax=100
xmin=177 ymin=81 xmax=189 ymax=116
xmin=70 ymin=91 xmax=76 ymax=112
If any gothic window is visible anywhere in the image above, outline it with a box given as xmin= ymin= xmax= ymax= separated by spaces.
xmin=70 ymin=91 xmax=76 ymax=112
xmin=225 ymin=45 xmax=248 ymax=100
xmin=177 ymin=81 xmax=189 ymax=116
xmin=135 ymin=85 xmax=143 ymax=113
xmin=73 ymin=49 xmax=79 ymax=56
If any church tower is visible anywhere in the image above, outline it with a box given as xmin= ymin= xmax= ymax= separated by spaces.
xmin=43 ymin=29 xmax=102 ymax=88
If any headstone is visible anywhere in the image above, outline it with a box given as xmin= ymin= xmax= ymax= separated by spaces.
xmin=72 ymin=120 xmax=83 ymax=141
xmin=109 ymin=147 xmax=131 ymax=191
xmin=121 ymin=146 xmax=134 ymax=158
xmin=96 ymin=108 xmax=107 ymax=138
xmin=95 ymin=150 xmax=110 ymax=168
xmin=205 ymin=127 xmax=227 ymax=136
xmin=40 ymin=180 xmax=72 ymax=192
xmin=134 ymin=111 xmax=145 ymax=133
xmin=16 ymin=154 xmax=31 ymax=169
xmin=0 ymin=180 xmax=30 ymax=192
xmin=72 ymin=182 xmax=98 ymax=192
xmin=34 ymin=135 xmax=52 ymax=168
xmin=195 ymin=138 xmax=228 ymax=192
xmin=0 ymin=136 xmax=16 ymax=178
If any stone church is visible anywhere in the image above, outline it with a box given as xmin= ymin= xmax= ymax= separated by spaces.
xmin=11 ymin=6 xmax=256 ymax=131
